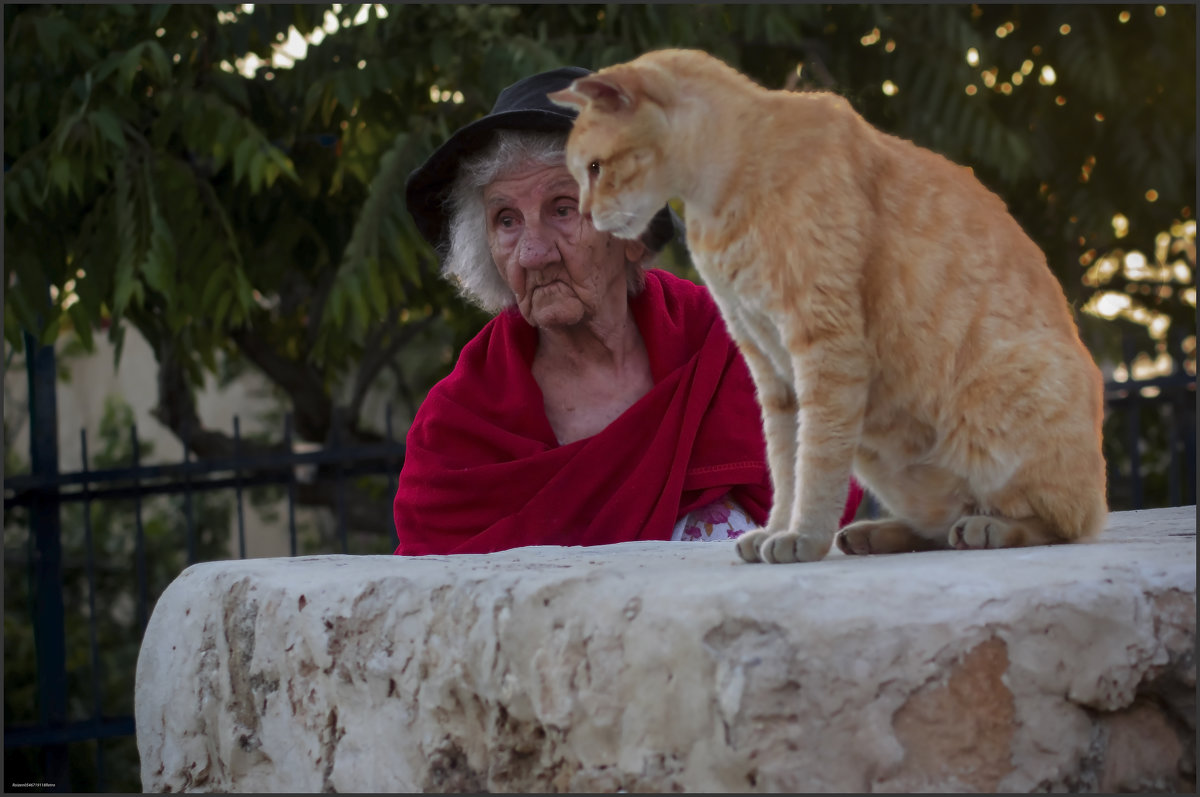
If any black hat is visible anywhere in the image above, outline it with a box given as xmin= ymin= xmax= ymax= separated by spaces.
xmin=404 ymin=67 xmax=678 ymax=254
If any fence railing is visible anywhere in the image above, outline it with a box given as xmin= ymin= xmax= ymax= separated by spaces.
xmin=3 ymin=359 xmax=1195 ymax=792
xmin=1103 ymin=370 xmax=1197 ymax=509
xmin=4 ymin=399 xmax=405 ymax=792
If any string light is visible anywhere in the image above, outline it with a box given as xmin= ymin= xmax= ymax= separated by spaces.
xmin=1112 ymin=213 xmax=1129 ymax=238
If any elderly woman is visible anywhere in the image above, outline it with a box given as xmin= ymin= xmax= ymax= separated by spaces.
xmin=393 ymin=67 xmax=862 ymax=555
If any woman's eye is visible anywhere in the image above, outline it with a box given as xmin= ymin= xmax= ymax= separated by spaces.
xmin=496 ymin=213 xmax=516 ymax=229
xmin=555 ymin=205 xmax=574 ymax=217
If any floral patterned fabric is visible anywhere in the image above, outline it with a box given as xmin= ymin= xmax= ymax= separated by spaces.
xmin=671 ymin=494 xmax=758 ymax=542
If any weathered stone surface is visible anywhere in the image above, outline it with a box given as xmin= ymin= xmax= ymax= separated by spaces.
xmin=135 ymin=507 xmax=1196 ymax=792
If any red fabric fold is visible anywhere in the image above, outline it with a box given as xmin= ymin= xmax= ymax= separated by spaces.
xmin=393 ymin=269 xmax=862 ymax=555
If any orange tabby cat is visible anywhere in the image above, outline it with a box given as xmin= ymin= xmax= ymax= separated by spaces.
xmin=549 ymin=49 xmax=1107 ymax=564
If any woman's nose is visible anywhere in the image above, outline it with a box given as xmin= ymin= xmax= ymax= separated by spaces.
xmin=516 ymin=223 xmax=560 ymax=269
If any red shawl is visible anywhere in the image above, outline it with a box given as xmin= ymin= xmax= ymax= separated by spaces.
xmin=393 ymin=269 xmax=862 ymax=555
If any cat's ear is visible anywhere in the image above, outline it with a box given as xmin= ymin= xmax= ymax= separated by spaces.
xmin=551 ymin=75 xmax=634 ymax=114
xmin=547 ymin=87 xmax=589 ymax=112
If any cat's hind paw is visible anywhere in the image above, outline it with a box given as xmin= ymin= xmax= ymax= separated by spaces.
xmin=835 ymin=524 xmax=874 ymax=556
xmin=837 ymin=520 xmax=945 ymax=555
xmin=949 ymin=515 xmax=1057 ymax=549
xmin=950 ymin=516 xmax=1008 ymax=549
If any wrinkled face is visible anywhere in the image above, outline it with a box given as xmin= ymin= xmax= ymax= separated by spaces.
xmin=484 ymin=161 xmax=645 ymax=329
xmin=563 ymin=108 xmax=670 ymax=242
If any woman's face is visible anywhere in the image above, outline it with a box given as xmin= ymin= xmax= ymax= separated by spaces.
xmin=484 ymin=162 xmax=645 ymax=329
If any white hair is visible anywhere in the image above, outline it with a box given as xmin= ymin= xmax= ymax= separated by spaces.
xmin=441 ymin=129 xmax=651 ymax=313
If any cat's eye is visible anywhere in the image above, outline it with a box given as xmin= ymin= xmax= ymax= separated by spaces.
xmin=588 ymin=160 xmax=601 ymax=175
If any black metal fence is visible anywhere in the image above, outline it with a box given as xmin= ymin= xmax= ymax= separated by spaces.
xmin=4 ymin=335 xmax=408 ymax=792
xmin=4 ymin=421 xmax=406 ymax=791
xmin=3 ymin=336 xmax=1196 ymax=792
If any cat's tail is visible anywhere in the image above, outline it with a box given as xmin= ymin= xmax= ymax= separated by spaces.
xmin=1013 ymin=357 xmax=1109 ymax=545
xmin=973 ymin=414 xmax=1108 ymax=546
xmin=1033 ymin=478 xmax=1109 ymax=543
xmin=1001 ymin=430 xmax=1108 ymax=544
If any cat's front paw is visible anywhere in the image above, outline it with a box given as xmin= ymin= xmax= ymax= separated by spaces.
xmin=758 ymin=531 xmax=831 ymax=564
xmin=735 ymin=529 xmax=770 ymax=563
xmin=736 ymin=529 xmax=831 ymax=563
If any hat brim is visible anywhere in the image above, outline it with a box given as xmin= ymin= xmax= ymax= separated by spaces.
xmin=404 ymin=110 xmax=679 ymax=255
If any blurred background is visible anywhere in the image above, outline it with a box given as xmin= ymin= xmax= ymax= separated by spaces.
xmin=4 ymin=4 xmax=1195 ymax=791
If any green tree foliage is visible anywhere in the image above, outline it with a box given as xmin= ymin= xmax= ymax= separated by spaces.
xmin=4 ymin=3 xmax=1195 ymax=536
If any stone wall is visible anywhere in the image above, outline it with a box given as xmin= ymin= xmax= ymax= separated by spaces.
xmin=135 ymin=506 xmax=1196 ymax=792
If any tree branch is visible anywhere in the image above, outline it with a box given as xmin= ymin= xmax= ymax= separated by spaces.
xmin=386 ymin=360 xmax=419 ymax=423
xmin=346 ymin=311 xmax=438 ymax=425
xmin=304 ymin=267 xmax=338 ymax=353
xmin=149 ymin=329 xmax=286 ymax=461
xmin=230 ymin=326 xmax=333 ymax=443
